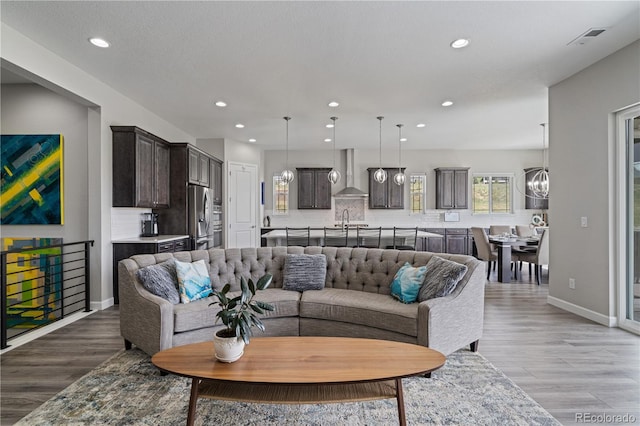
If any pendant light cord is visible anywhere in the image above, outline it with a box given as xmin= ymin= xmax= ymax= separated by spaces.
xmin=377 ymin=116 xmax=384 ymax=168
xmin=332 ymin=117 xmax=337 ymax=170
xmin=284 ymin=116 xmax=290 ymax=170
xmin=397 ymin=124 xmax=403 ymax=173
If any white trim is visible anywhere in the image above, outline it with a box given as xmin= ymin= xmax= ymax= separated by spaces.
xmin=547 ymin=295 xmax=617 ymax=327
xmin=0 ymin=310 xmax=96 ymax=354
xmin=92 ymin=297 xmax=114 ymax=311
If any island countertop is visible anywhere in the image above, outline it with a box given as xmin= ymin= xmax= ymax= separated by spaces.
xmin=112 ymin=235 xmax=189 ymax=244
xmin=261 ymin=229 xmax=442 ymax=248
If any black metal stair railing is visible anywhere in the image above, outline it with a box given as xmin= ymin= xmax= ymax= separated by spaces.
xmin=1 ymin=239 xmax=94 ymax=349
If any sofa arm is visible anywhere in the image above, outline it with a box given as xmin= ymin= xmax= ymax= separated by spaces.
xmin=416 ymin=259 xmax=485 ymax=355
xmin=118 ymin=259 xmax=175 ymax=355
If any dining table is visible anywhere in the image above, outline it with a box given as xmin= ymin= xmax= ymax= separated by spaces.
xmin=487 ymin=235 xmax=539 ymax=283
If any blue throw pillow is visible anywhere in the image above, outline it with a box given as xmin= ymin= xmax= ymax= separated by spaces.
xmin=175 ymin=259 xmax=213 ymax=303
xmin=390 ymin=262 xmax=428 ymax=304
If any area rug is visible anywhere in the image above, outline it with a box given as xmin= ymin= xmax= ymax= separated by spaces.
xmin=16 ymin=348 xmax=560 ymax=425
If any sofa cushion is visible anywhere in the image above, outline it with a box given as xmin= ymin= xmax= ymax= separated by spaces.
xmin=418 ymin=256 xmax=468 ymax=301
xmin=390 ymin=262 xmax=428 ymax=304
xmin=136 ymin=259 xmax=180 ymax=304
xmin=300 ymin=288 xmax=418 ymax=337
xmin=282 ymin=254 xmax=327 ymax=292
xmin=176 ymin=259 xmax=213 ymax=303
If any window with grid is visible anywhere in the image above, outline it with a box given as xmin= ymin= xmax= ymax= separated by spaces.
xmin=472 ymin=174 xmax=513 ymax=214
xmin=272 ymin=175 xmax=289 ymax=215
xmin=409 ymin=174 xmax=426 ymax=214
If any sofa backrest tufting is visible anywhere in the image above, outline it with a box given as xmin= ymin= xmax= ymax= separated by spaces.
xmin=127 ymin=246 xmax=479 ymax=296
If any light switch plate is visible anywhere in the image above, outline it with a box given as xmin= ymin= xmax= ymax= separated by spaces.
xmin=581 ymin=217 xmax=588 ymax=228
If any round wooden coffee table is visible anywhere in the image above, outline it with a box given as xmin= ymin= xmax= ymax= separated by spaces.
xmin=152 ymin=336 xmax=446 ymax=425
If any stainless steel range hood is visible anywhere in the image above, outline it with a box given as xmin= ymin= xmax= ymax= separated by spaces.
xmin=334 ymin=149 xmax=368 ymax=198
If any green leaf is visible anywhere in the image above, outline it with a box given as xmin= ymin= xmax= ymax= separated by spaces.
xmin=248 ymin=279 xmax=256 ymax=295
xmin=256 ymin=301 xmax=275 ymax=311
xmin=256 ymin=274 xmax=273 ymax=290
xmin=250 ymin=304 xmax=264 ymax=314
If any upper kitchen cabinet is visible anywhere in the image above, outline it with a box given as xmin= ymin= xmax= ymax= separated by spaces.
xmin=524 ymin=167 xmax=549 ymax=210
xmin=367 ymin=168 xmax=405 ymax=209
xmin=297 ymin=168 xmax=331 ymax=209
xmin=210 ymin=158 xmax=223 ymax=205
xmin=188 ymin=147 xmax=210 ymax=187
xmin=435 ymin=167 xmax=469 ymax=209
xmin=111 ymin=126 xmax=170 ymax=208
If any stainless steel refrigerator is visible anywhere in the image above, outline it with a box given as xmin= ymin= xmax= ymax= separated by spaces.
xmin=189 ymin=185 xmax=222 ymax=250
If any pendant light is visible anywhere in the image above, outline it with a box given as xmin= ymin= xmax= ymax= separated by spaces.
xmin=327 ymin=117 xmax=341 ymax=184
xmin=373 ymin=116 xmax=387 ymax=183
xmin=393 ymin=124 xmax=406 ymax=185
xmin=280 ymin=116 xmax=294 ymax=183
xmin=528 ymin=123 xmax=549 ymax=198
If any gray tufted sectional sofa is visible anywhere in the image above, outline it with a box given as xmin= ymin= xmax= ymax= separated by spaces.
xmin=118 ymin=246 xmax=486 ymax=357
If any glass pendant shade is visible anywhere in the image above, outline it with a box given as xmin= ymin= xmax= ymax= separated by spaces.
xmin=328 ymin=169 xmax=341 ymax=184
xmin=374 ymin=167 xmax=387 ymax=183
xmin=281 ymin=169 xmax=295 ymax=183
xmin=280 ymin=116 xmax=294 ymax=183
xmin=374 ymin=116 xmax=387 ymax=183
xmin=393 ymin=172 xmax=406 ymax=185
xmin=328 ymin=116 xmax=341 ymax=184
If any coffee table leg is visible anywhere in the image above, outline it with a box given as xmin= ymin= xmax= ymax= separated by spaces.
xmin=395 ymin=378 xmax=406 ymax=426
xmin=187 ymin=378 xmax=199 ymax=426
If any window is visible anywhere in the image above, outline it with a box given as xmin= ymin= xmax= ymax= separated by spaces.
xmin=272 ymin=175 xmax=289 ymax=215
xmin=409 ymin=174 xmax=426 ymax=214
xmin=472 ymin=174 xmax=513 ymax=214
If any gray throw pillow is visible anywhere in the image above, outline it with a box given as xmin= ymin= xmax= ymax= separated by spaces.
xmin=418 ymin=256 xmax=468 ymax=302
xmin=282 ymin=254 xmax=327 ymax=292
xmin=136 ymin=258 xmax=180 ymax=304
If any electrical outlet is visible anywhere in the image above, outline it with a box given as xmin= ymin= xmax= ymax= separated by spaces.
xmin=581 ymin=217 xmax=588 ymax=228
xmin=569 ymin=278 xmax=576 ymax=289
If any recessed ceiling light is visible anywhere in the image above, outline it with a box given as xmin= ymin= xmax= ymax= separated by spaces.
xmin=89 ymin=37 xmax=110 ymax=48
xmin=450 ymin=38 xmax=470 ymax=49
xmin=248 ymin=138 xmax=256 ymax=143
xmin=400 ymin=138 xmax=407 ymax=142
xmin=215 ymin=101 xmax=227 ymax=107
xmin=324 ymin=138 xmax=332 ymax=143
xmin=235 ymin=123 xmax=245 ymax=128
xmin=326 ymin=123 xmax=334 ymax=128
xmin=328 ymin=101 xmax=340 ymax=108
xmin=441 ymin=100 xmax=454 ymax=107
xmin=416 ymin=123 xmax=426 ymax=128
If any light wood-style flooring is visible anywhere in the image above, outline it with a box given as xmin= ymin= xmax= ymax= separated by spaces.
xmin=1 ymin=267 xmax=639 ymax=425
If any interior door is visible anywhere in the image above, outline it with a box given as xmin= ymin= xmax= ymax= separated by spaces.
xmin=228 ymin=162 xmax=257 ymax=248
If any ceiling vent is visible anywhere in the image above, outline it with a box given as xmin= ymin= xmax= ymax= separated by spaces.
xmin=567 ymin=28 xmax=607 ymax=46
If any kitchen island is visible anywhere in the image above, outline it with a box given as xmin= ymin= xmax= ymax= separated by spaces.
xmin=261 ymin=228 xmax=443 ymax=248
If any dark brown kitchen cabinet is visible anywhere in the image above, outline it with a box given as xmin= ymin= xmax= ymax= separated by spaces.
xmin=111 ymin=126 xmax=170 ymax=208
xmin=297 ymin=168 xmax=331 ymax=209
xmin=210 ymin=158 xmax=223 ymax=204
xmin=445 ymin=228 xmax=469 ymax=255
xmin=421 ymin=228 xmax=445 ymax=253
xmin=435 ymin=167 xmax=469 ymax=209
xmin=367 ymin=168 xmax=405 ymax=209
xmin=188 ymin=148 xmax=210 ymax=187
xmin=524 ymin=167 xmax=549 ymax=210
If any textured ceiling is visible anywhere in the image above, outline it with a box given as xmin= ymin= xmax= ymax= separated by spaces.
xmin=1 ymin=1 xmax=638 ymax=150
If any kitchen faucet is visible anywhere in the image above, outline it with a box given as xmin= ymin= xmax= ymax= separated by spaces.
xmin=341 ymin=209 xmax=350 ymax=230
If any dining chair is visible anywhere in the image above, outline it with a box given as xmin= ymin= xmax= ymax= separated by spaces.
xmin=356 ymin=227 xmax=382 ymax=248
xmin=286 ymin=227 xmax=310 ymax=247
xmin=323 ymin=227 xmax=349 ymax=247
xmin=489 ymin=225 xmax=512 ymax=236
xmin=385 ymin=227 xmax=418 ymax=250
xmin=470 ymin=227 xmax=497 ymax=280
xmin=515 ymin=225 xmax=536 ymax=238
xmin=515 ymin=229 xmax=549 ymax=285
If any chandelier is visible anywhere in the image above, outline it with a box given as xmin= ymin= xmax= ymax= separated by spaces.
xmin=373 ymin=116 xmax=387 ymax=183
xmin=327 ymin=116 xmax=341 ymax=184
xmin=280 ymin=116 xmax=294 ymax=183
xmin=528 ymin=123 xmax=549 ymax=198
xmin=393 ymin=124 xmax=406 ymax=185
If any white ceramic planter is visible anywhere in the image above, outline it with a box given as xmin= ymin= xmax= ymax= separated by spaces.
xmin=213 ymin=332 xmax=245 ymax=362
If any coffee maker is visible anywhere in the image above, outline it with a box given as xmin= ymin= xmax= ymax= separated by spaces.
xmin=140 ymin=213 xmax=159 ymax=237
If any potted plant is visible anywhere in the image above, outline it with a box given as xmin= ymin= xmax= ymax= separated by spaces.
xmin=209 ymin=274 xmax=274 ymax=362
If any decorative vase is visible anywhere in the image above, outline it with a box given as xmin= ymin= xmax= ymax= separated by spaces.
xmin=213 ymin=331 xmax=245 ymax=362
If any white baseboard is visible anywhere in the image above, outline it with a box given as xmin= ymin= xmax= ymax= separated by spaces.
xmin=91 ymin=297 xmax=114 ymax=311
xmin=547 ymin=295 xmax=617 ymax=327
xmin=1 ymin=310 xmax=96 ymax=354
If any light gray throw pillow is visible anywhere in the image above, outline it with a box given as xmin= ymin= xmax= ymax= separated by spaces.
xmin=136 ymin=258 xmax=180 ymax=304
xmin=418 ymin=256 xmax=468 ymax=302
xmin=282 ymin=254 xmax=327 ymax=292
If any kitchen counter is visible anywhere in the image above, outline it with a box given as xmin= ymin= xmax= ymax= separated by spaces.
xmin=112 ymin=235 xmax=189 ymax=244
xmin=262 ymin=229 xmax=442 ymax=248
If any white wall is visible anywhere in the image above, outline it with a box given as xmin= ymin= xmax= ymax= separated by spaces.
xmin=549 ymin=40 xmax=640 ymax=324
xmin=1 ymin=83 xmax=89 ymax=242
xmin=264 ymin=148 xmax=544 ymax=228
xmin=2 ymin=23 xmax=196 ymax=307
